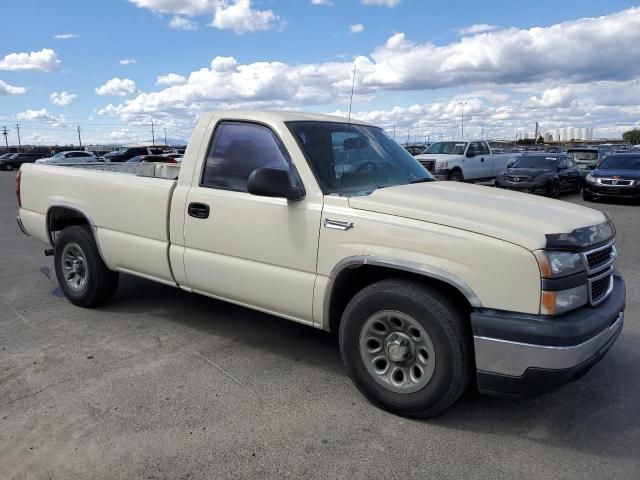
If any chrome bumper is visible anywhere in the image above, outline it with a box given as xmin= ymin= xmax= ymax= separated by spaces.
xmin=474 ymin=312 xmax=623 ymax=377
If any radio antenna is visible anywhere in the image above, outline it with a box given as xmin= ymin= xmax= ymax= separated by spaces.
xmin=348 ymin=63 xmax=357 ymax=122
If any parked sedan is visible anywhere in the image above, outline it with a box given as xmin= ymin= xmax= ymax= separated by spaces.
xmin=36 ymin=151 xmax=98 ymax=164
xmin=0 ymin=153 xmax=46 ymax=171
xmin=583 ymin=153 xmax=640 ymax=201
xmin=126 ymin=155 xmax=178 ymax=164
xmin=495 ymin=153 xmax=582 ymax=197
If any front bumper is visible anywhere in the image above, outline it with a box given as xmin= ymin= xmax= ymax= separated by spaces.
xmin=472 ymin=273 xmax=625 ymax=396
xmin=584 ymin=183 xmax=640 ymax=199
xmin=432 ymin=168 xmax=450 ymax=181
xmin=495 ymin=178 xmax=546 ymax=194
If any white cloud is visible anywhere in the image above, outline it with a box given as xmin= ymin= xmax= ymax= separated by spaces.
xmin=54 ymin=33 xmax=79 ymax=39
xmin=168 ymin=15 xmax=197 ymax=30
xmin=211 ymin=0 xmax=279 ymax=33
xmin=456 ymin=24 xmax=499 ymax=35
xmin=350 ymin=24 xmax=364 ymax=34
xmin=0 ymin=80 xmax=26 ymax=95
xmin=97 ymin=7 xmax=640 ymax=140
xmin=311 ymin=0 xmax=332 ymax=4
xmin=128 ymin=0 xmax=215 ymax=15
xmin=119 ymin=58 xmax=138 ymax=65
xmin=129 ymin=0 xmax=279 ymax=33
xmin=0 ymin=48 xmax=60 ymax=72
xmin=156 ymin=73 xmax=187 ymax=85
xmin=16 ymin=108 xmax=57 ymax=121
xmin=361 ymin=0 xmax=401 ymax=6
xmin=50 ymin=91 xmax=77 ymax=106
xmin=95 ymin=78 xmax=137 ymax=96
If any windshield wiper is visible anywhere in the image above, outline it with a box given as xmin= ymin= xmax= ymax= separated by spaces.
xmin=409 ymin=177 xmax=434 ymax=184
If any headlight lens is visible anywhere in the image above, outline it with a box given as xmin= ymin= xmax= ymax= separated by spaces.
xmin=541 ymin=285 xmax=589 ymax=315
xmin=435 ymin=161 xmax=448 ymax=170
xmin=585 ymin=173 xmax=598 ymax=184
xmin=535 ymin=251 xmax=585 ymax=278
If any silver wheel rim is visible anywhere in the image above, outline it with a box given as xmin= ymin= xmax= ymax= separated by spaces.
xmin=359 ymin=311 xmax=436 ymax=394
xmin=61 ymin=243 xmax=88 ymax=292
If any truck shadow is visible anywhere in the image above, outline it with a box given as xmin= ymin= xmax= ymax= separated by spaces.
xmin=100 ymin=274 xmax=639 ymax=461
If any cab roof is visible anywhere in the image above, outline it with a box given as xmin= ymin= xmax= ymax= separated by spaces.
xmin=201 ymin=110 xmax=375 ymax=127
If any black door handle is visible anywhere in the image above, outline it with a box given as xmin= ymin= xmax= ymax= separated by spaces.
xmin=480 ymin=157 xmax=485 ymax=162
xmin=188 ymin=202 xmax=210 ymax=219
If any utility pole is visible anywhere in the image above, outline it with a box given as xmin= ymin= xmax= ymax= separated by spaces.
xmin=2 ymin=126 xmax=8 ymax=152
xmin=151 ymin=120 xmax=156 ymax=146
xmin=458 ymin=101 xmax=468 ymax=139
xmin=534 ymin=122 xmax=540 ymax=144
xmin=15 ymin=124 xmax=21 ymax=152
xmin=77 ymin=125 xmax=82 ymax=148
xmin=163 ymin=128 xmax=167 ymax=146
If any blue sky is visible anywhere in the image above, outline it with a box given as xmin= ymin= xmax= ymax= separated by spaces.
xmin=1 ymin=0 xmax=639 ymax=145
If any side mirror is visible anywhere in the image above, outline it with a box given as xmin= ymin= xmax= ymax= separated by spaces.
xmin=506 ymin=162 xmax=514 ymax=168
xmin=247 ymin=167 xmax=303 ymax=201
xmin=466 ymin=150 xmax=476 ymax=158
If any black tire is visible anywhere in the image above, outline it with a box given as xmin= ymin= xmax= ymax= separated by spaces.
xmin=54 ymin=225 xmax=118 ymax=307
xmin=448 ymin=169 xmax=464 ymax=182
xmin=545 ymin=181 xmax=560 ymax=198
xmin=583 ymin=191 xmax=594 ymax=202
xmin=5 ymin=164 xmax=13 ymax=171
xmin=339 ymin=279 xmax=472 ymax=418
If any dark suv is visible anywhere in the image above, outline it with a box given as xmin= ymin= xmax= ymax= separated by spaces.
xmin=0 ymin=153 xmax=46 ymax=171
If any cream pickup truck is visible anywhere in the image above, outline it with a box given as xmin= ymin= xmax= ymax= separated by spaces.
xmin=17 ymin=111 xmax=625 ymax=417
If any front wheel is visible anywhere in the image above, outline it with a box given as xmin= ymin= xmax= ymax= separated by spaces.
xmin=54 ymin=225 xmax=119 ymax=307
xmin=5 ymin=164 xmax=13 ymax=171
xmin=545 ymin=181 xmax=560 ymax=198
xmin=448 ymin=169 xmax=464 ymax=182
xmin=339 ymin=280 xmax=471 ymax=418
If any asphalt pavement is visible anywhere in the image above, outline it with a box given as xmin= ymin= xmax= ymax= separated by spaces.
xmin=1 ymin=171 xmax=638 ymax=479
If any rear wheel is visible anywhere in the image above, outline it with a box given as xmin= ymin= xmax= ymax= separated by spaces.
xmin=5 ymin=164 xmax=13 ymax=171
xmin=54 ymin=226 xmax=118 ymax=307
xmin=339 ymin=280 xmax=471 ymax=418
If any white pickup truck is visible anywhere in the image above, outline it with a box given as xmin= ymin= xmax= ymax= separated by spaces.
xmin=17 ymin=111 xmax=625 ymax=417
xmin=415 ymin=140 xmax=520 ymax=182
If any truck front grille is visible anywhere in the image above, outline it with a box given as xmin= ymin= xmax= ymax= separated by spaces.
xmin=419 ymin=160 xmax=435 ymax=172
xmin=583 ymin=240 xmax=616 ymax=306
xmin=589 ymin=272 xmax=613 ymax=305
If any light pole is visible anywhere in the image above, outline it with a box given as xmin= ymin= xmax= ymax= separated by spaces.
xmin=458 ymin=101 xmax=468 ymax=139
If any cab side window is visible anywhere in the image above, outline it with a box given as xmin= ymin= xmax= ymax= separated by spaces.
xmin=201 ymin=121 xmax=292 ymax=192
xmin=558 ymin=158 xmax=568 ymax=169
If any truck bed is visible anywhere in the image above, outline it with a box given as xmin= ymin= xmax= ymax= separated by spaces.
xmin=19 ymin=163 xmax=178 ymax=286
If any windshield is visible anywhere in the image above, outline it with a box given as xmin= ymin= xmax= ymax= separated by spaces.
xmin=599 ymin=155 xmax=640 ymax=170
xmin=512 ymin=156 xmax=557 ymax=169
xmin=105 ymin=148 xmax=128 ymax=157
xmin=51 ymin=152 xmax=66 ymax=159
xmin=569 ymin=150 xmax=598 ymax=161
xmin=287 ymin=121 xmax=433 ymax=196
xmin=424 ymin=142 xmax=467 ymax=155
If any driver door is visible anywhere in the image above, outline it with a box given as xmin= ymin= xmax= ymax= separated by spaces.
xmin=181 ymin=120 xmax=322 ymax=323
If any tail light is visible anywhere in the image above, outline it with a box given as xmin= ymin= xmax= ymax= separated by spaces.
xmin=16 ymin=170 xmax=22 ymax=207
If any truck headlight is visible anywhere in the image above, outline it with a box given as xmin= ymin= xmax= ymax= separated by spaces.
xmin=541 ymin=285 xmax=589 ymax=315
xmin=535 ymin=251 xmax=585 ymax=278
xmin=435 ymin=162 xmax=448 ymax=170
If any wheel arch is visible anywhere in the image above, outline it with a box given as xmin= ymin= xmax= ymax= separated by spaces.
xmin=323 ymin=256 xmax=481 ymax=332
xmin=46 ymin=204 xmax=107 ymax=264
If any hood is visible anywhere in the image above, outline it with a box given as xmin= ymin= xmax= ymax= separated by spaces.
xmin=348 ymin=182 xmax=605 ymax=251
xmin=592 ymin=168 xmax=640 ymax=180
xmin=501 ymin=168 xmax=551 ymax=178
